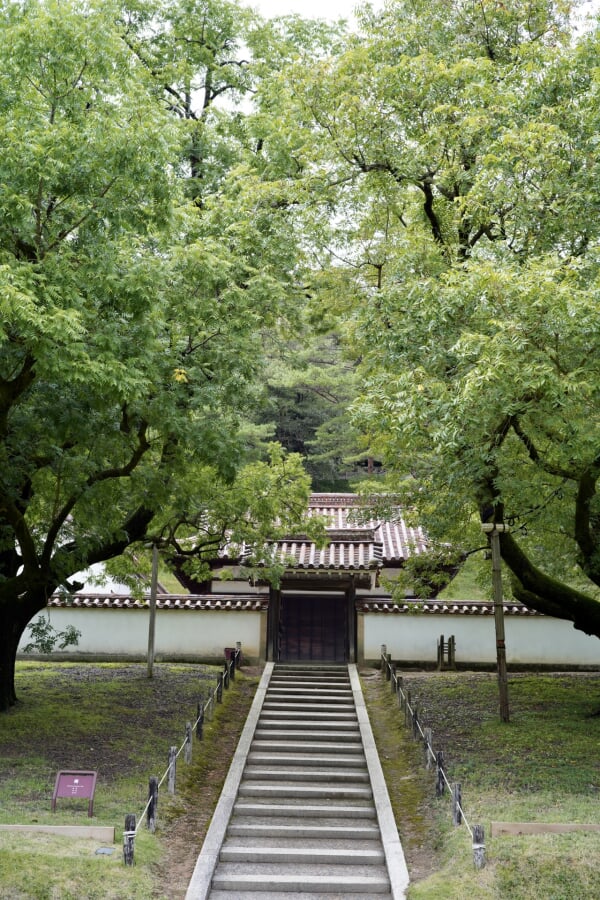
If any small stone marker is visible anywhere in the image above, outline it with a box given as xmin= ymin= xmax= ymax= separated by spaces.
xmin=52 ymin=770 xmax=97 ymax=817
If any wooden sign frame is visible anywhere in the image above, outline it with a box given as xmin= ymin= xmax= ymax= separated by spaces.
xmin=52 ymin=770 xmax=97 ymax=817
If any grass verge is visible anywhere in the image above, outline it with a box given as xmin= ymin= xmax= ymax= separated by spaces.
xmin=0 ymin=661 xmax=259 ymax=900
xmin=363 ymin=669 xmax=600 ymax=900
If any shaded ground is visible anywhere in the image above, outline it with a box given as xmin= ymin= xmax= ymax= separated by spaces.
xmin=150 ymin=668 xmax=261 ymax=899
xmin=152 ymin=667 xmax=443 ymax=896
xmin=6 ymin=664 xmax=233 ymax=783
xmin=5 ymin=664 xmax=598 ymax=898
xmin=360 ymin=669 xmax=443 ymax=884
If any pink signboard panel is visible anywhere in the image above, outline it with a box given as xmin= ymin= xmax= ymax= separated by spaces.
xmin=52 ymin=770 xmax=97 ymax=817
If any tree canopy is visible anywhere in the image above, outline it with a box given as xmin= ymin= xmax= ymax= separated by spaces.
xmin=4 ymin=0 xmax=600 ymax=712
xmin=257 ymin=0 xmax=600 ymax=634
xmin=0 ymin=0 xmax=324 ymax=709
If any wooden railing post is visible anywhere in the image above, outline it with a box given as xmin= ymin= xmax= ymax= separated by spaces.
xmin=216 ymin=672 xmax=223 ymax=703
xmin=452 ymin=783 xmax=462 ymax=825
xmin=185 ymin=722 xmax=193 ymax=764
xmin=147 ymin=777 xmax=158 ymax=833
xmin=123 ymin=813 xmax=136 ymax=866
xmin=196 ymin=700 xmax=204 ymax=739
xmin=436 ymin=750 xmax=445 ymax=797
xmin=424 ymin=728 xmax=433 ymax=769
xmin=412 ymin=702 xmax=420 ymax=740
xmin=473 ymin=824 xmax=486 ymax=869
xmin=167 ymin=746 xmax=177 ymax=795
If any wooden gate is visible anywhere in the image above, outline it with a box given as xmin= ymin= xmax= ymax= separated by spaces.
xmin=279 ymin=593 xmax=347 ymax=662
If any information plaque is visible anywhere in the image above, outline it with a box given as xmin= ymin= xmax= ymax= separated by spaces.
xmin=52 ymin=770 xmax=97 ymax=817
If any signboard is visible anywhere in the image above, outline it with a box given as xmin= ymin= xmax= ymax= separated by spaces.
xmin=52 ymin=771 xmax=97 ymax=817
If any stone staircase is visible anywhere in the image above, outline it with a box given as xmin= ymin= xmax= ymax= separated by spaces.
xmin=205 ymin=663 xmax=400 ymax=899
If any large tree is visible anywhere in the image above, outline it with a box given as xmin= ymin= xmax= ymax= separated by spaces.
xmin=263 ymin=0 xmax=600 ymax=636
xmin=0 ymin=0 xmax=315 ymax=710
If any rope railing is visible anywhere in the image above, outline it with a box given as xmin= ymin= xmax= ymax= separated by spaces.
xmin=380 ymin=645 xmax=485 ymax=869
xmin=123 ymin=643 xmax=242 ymax=864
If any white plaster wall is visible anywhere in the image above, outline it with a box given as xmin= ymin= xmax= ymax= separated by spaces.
xmin=18 ymin=608 xmax=265 ymax=662
xmin=363 ymin=613 xmax=600 ymax=666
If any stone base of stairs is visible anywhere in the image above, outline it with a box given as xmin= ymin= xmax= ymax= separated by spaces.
xmin=185 ymin=663 xmax=409 ymax=900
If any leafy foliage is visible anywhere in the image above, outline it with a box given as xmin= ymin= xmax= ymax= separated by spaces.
xmin=262 ymin=0 xmax=600 ymax=636
xmin=21 ymin=615 xmax=81 ymax=655
xmin=0 ymin=0 xmax=325 ymax=710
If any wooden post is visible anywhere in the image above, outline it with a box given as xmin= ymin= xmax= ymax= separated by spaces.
xmin=167 ymin=746 xmax=177 ymax=795
xmin=437 ymin=634 xmax=443 ymax=670
xmin=123 ymin=813 xmax=136 ymax=866
xmin=397 ymin=676 xmax=404 ymax=709
xmin=196 ymin=700 xmax=204 ymax=740
xmin=424 ymin=728 xmax=433 ymax=769
xmin=412 ymin=702 xmax=419 ymax=740
xmin=223 ymin=662 xmax=230 ymax=691
xmin=473 ymin=824 xmax=486 ymax=869
xmin=436 ymin=750 xmax=445 ymax=797
xmin=147 ymin=543 xmax=159 ymax=679
xmin=230 ymin=653 xmax=236 ymax=681
xmin=185 ymin=722 xmax=193 ymax=764
xmin=385 ymin=652 xmax=392 ymax=681
xmin=147 ymin=777 xmax=158 ymax=833
xmin=216 ymin=672 xmax=223 ymax=703
xmin=449 ymin=635 xmax=456 ymax=669
xmin=390 ymin=663 xmax=397 ymax=693
xmin=381 ymin=644 xmax=387 ymax=674
xmin=452 ymin=783 xmax=462 ymax=825
xmin=483 ymin=523 xmax=510 ymax=722
xmin=405 ymin=690 xmax=411 ymax=728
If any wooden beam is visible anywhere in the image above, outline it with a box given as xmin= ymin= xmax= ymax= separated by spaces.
xmin=0 ymin=824 xmax=115 ymax=841
xmin=491 ymin=821 xmax=600 ymax=837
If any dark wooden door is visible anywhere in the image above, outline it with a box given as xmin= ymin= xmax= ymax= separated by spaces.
xmin=279 ymin=594 xmax=347 ymax=662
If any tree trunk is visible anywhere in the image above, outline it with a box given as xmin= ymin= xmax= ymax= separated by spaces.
xmin=0 ymin=612 xmax=25 ymax=711
xmin=0 ymin=595 xmax=46 ymax=712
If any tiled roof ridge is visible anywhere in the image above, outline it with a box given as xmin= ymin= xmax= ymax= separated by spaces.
xmin=48 ymin=593 xmax=269 ymax=611
xmin=357 ymin=599 xmax=541 ymax=616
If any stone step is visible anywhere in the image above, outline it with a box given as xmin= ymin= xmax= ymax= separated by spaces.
xmin=257 ymin=719 xmax=359 ymax=731
xmin=267 ymin=677 xmax=352 ymax=695
xmin=260 ymin=707 xmax=357 ymax=719
xmin=270 ymin=678 xmax=350 ymax=684
xmin=227 ymin=823 xmax=381 ymax=840
xmin=253 ymin=729 xmax=362 ymax=742
xmin=243 ymin=767 xmax=370 ymax=783
xmin=220 ymin=846 xmax=385 ymax=864
xmin=238 ymin=783 xmax=373 ymax=801
xmin=210 ymin=892 xmax=392 ymax=900
xmin=263 ymin=698 xmax=355 ymax=708
xmin=246 ymin=753 xmax=366 ymax=768
xmin=250 ymin=740 xmax=364 ymax=754
xmin=272 ymin=666 xmax=348 ymax=673
xmin=210 ymin=872 xmax=391 ymax=894
xmin=265 ymin=695 xmax=353 ymax=705
xmin=233 ymin=803 xmax=377 ymax=819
